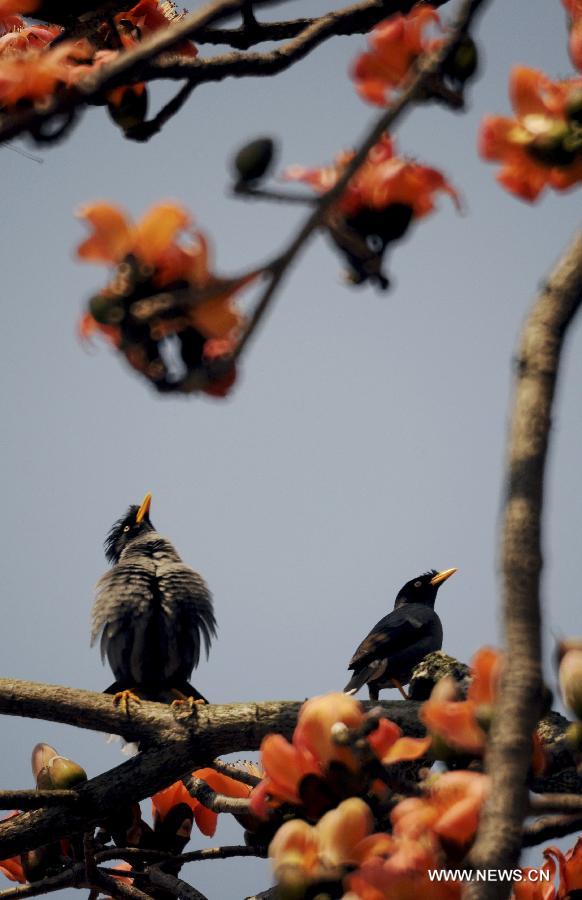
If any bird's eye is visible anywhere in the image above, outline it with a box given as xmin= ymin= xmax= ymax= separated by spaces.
xmin=123 ymin=525 xmax=130 ymax=533
xmin=414 ymin=580 xmax=422 ymax=587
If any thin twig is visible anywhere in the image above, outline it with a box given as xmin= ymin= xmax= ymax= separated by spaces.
xmin=148 ymin=866 xmax=208 ymax=900
xmin=468 ymin=232 xmax=582 ymax=900
xmin=209 ymin=760 xmax=261 ymax=788
xmin=182 ymin=775 xmax=251 ymax=814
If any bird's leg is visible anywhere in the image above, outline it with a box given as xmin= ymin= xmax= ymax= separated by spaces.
xmin=170 ymin=689 xmax=206 ymax=714
xmin=391 ymin=679 xmax=410 ymax=700
xmin=113 ymin=689 xmax=142 ymax=714
xmin=368 ymin=684 xmax=380 ymax=701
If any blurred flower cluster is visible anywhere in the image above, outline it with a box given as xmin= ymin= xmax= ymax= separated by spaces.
xmin=77 ymin=201 xmax=260 ymax=397
xmin=284 ymin=134 xmax=460 ymax=288
xmin=351 ymin=4 xmax=478 ymax=109
xmin=245 ymin=647 xmax=561 ymax=899
xmin=478 ymin=2 xmax=582 ymax=200
xmin=0 ymin=0 xmax=195 ymax=137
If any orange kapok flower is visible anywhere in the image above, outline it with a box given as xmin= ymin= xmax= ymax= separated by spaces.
xmin=352 ymin=4 xmax=443 ymax=105
xmin=284 ymin=134 xmax=459 ymax=221
xmin=479 ymin=66 xmax=582 ymax=201
xmin=250 ymin=692 xmax=429 ymax=819
xmin=421 ymin=647 xmax=500 ymax=754
xmin=562 ymin=0 xmax=582 ymax=71
xmin=152 ymin=768 xmax=252 ymax=839
xmin=545 ymin=837 xmax=582 ymax=897
xmin=392 ymin=770 xmax=489 ymax=852
xmin=269 ymin=797 xmax=374 ymax=889
xmin=0 ymin=41 xmax=74 ymax=107
xmin=0 ymin=814 xmax=26 ymax=884
xmin=116 ymin=0 xmax=197 ymax=57
xmin=0 ymin=0 xmax=37 ymax=14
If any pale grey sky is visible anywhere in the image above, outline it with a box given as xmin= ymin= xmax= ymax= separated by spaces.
xmin=1 ymin=0 xmax=581 ymax=896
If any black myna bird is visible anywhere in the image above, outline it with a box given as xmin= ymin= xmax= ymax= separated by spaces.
xmin=344 ymin=568 xmax=457 ymax=700
xmin=91 ymin=493 xmax=216 ymax=709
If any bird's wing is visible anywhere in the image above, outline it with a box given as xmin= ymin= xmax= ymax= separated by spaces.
xmin=156 ymin=562 xmax=217 ymax=672
xmin=91 ymin=561 xmax=155 ymax=659
xmin=348 ymin=606 xmax=433 ymax=670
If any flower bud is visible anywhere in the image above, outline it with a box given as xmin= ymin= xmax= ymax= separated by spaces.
xmin=107 ymin=85 xmax=148 ymax=133
xmin=233 ymin=137 xmax=276 ymax=184
xmin=566 ymin=88 xmax=582 ymax=127
xmin=31 ymin=744 xmax=59 ymax=781
xmin=36 ymin=756 xmax=87 ymax=790
xmin=444 ymin=36 xmax=479 ymax=84
xmin=559 ymin=646 xmax=582 ymax=719
xmin=89 ymin=294 xmax=124 ymax=325
xmin=565 ymin=721 xmax=582 ymax=751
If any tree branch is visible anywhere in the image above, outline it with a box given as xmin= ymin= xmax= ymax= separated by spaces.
xmin=0 ymin=0 xmax=450 ymax=145
xmin=468 ymin=229 xmax=582 ymax=897
xmin=0 ymin=791 xmax=79 ymax=810
xmin=0 ymin=682 xmax=421 ymax=861
xmin=148 ymin=866 xmax=208 ymax=900
xmin=522 ymin=813 xmax=582 ymax=848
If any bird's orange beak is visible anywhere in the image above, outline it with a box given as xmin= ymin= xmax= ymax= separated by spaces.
xmin=136 ymin=492 xmax=152 ymax=523
xmin=430 ymin=567 xmax=458 ymax=587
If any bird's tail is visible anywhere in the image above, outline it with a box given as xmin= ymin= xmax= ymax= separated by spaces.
xmin=344 ymin=667 xmax=374 ymax=695
xmin=344 ymin=660 xmax=387 ymax=695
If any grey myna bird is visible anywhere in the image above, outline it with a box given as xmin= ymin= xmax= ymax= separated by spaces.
xmin=91 ymin=493 xmax=216 ymax=710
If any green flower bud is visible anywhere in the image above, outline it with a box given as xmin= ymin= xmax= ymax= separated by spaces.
xmin=444 ymin=36 xmax=479 ymax=84
xmin=233 ymin=137 xmax=276 ymax=184
xmin=566 ymin=88 xmax=582 ymax=127
xmin=89 ymin=294 xmax=124 ymax=325
xmin=31 ymin=744 xmax=59 ymax=780
xmin=565 ymin=721 xmax=582 ymax=751
xmin=36 ymin=756 xmax=87 ymax=790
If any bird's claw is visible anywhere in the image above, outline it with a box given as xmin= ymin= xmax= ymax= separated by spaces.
xmin=113 ymin=689 xmax=142 ymax=715
xmin=391 ymin=679 xmax=411 ymax=701
xmin=171 ymin=696 xmax=205 ymax=716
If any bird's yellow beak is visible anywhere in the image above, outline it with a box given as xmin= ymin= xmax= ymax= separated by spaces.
xmin=135 ymin=492 xmax=152 ymax=523
xmin=430 ymin=567 xmax=458 ymax=587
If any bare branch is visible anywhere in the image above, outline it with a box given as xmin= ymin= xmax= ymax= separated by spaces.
xmin=522 ymin=813 xmax=582 ymax=847
xmin=148 ymin=866 xmax=208 ymax=900
xmin=468 ymin=229 xmax=582 ymax=898
xmin=0 ymin=791 xmax=78 ymax=810
xmin=530 ymin=793 xmax=582 ymax=813
xmin=0 ymin=683 xmax=421 ymax=861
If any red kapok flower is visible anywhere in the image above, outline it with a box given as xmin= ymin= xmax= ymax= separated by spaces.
xmin=284 ymin=134 xmax=460 ymax=221
xmin=250 ymin=692 xmax=430 ymax=819
xmin=421 ymin=647 xmax=500 ymax=754
xmin=0 ymin=814 xmax=26 ymax=884
xmin=116 ymin=0 xmax=197 ymax=57
xmin=479 ymin=66 xmax=582 ymax=201
xmin=269 ymin=797 xmax=374 ymax=889
xmin=562 ymin=0 xmax=582 ymax=70
xmin=392 ymin=770 xmax=490 ymax=851
xmin=352 ymin=4 xmax=443 ymax=105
